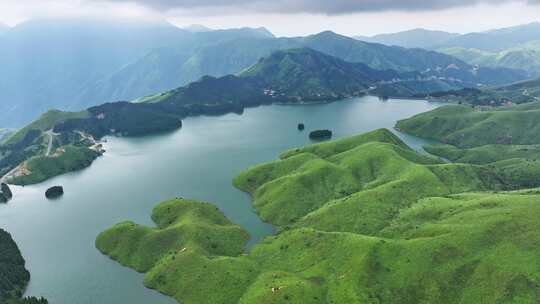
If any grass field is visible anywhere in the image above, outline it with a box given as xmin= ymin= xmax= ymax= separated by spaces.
xmin=97 ymin=129 xmax=540 ymax=303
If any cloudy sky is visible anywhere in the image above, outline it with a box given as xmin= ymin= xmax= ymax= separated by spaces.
xmin=1 ymin=0 xmax=540 ymax=36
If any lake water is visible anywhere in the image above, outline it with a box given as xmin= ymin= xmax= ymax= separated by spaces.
xmin=0 ymin=96 xmax=440 ymax=304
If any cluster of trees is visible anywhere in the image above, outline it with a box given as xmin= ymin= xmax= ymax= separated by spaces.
xmin=0 ymin=229 xmax=48 ymax=304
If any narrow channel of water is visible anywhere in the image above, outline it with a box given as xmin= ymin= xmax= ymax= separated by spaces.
xmin=0 ymin=96 xmax=441 ymax=304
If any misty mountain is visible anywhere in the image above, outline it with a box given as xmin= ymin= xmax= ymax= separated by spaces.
xmin=81 ymin=30 xmax=526 ymax=108
xmin=182 ymin=24 xmax=213 ymax=32
xmin=438 ymin=23 xmax=540 ymax=52
xmin=0 ymin=19 xmax=528 ymax=127
xmin=355 ymin=28 xmax=459 ymax=49
xmin=0 ymin=18 xmax=274 ymax=127
xmin=357 ymin=23 xmax=540 ymax=52
xmin=138 ymin=47 xmax=426 ymax=107
xmin=439 ymin=41 xmax=540 ymax=76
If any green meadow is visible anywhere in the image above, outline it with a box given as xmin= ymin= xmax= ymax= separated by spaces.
xmin=97 ymin=128 xmax=540 ymax=304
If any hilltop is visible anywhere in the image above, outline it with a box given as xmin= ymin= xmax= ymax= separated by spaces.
xmin=97 ymin=128 xmax=540 ymax=304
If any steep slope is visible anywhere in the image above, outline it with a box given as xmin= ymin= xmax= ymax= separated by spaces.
xmin=140 ymin=48 xmax=418 ymax=106
xmin=0 ymin=18 xmax=188 ymax=127
xmin=0 ymin=18 xmax=275 ymax=127
xmin=355 ymin=28 xmax=459 ymax=49
xmin=80 ymin=31 xmax=527 ymax=109
xmin=97 ymin=129 xmax=540 ymax=304
xmin=77 ymin=26 xmax=278 ymax=105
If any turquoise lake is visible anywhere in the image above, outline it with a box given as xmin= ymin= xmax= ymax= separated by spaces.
xmin=0 ymin=96 xmax=441 ymax=303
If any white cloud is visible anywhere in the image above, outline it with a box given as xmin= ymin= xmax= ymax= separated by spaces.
xmin=0 ymin=0 xmax=538 ymax=37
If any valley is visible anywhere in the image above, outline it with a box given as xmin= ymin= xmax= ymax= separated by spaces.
xmin=1 ymin=10 xmax=540 ymax=304
xmin=0 ymin=97 xmax=441 ymax=303
xmin=0 ymin=47 xmax=458 ymax=187
xmin=0 ymin=19 xmax=528 ymax=127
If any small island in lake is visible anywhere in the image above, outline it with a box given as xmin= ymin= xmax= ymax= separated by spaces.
xmin=45 ymin=186 xmax=64 ymax=199
xmin=309 ymin=129 xmax=332 ymax=140
xmin=0 ymin=183 xmax=12 ymax=203
xmin=297 ymin=123 xmax=305 ymax=131
xmin=1 ymin=183 xmax=12 ymax=199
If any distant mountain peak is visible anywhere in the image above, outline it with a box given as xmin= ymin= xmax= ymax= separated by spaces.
xmin=355 ymin=28 xmax=459 ymax=49
xmin=182 ymin=24 xmax=212 ymax=32
xmin=244 ymin=26 xmax=274 ymax=38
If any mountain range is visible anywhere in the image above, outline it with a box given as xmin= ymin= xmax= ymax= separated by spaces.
xmin=0 ymin=18 xmax=529 ymax=127
xmin=0 ymin=46 xmax=494 ymax=183
xmin=358 ymin=23 xmax=540 ymax=51
xmin=0 ymin=18 xmax=274 ymax=127
xmin=356 ymin=28 xmax=460 ymax=49
xmin=357 ymin=23 xmax=540 ymax=77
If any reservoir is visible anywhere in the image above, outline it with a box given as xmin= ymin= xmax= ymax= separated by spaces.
xmin=0 ymin=96 xmax=440 ymax=304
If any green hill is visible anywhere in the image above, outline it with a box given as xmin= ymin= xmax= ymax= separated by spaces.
xmin=97 ymin=128 xmax=540 ymax=304
xmin=396 ymin=102 xmax=540 ymax=148
xmin=9 ymin=145 xmax=101 ymax=186
xmin=396 ymin=101 xmax=540 ymax=188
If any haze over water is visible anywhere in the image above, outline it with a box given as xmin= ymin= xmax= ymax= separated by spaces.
xmin=0 ymin=96 xmax=440 ymax=304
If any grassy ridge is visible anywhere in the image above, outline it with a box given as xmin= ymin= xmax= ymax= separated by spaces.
xmin=97 ymin=129 xmax=540 ymax=303
xmin=396 ymin=102 xmax=540 ymax=148
xmin=235 ymin=129 xmax=503 ymax=233
xmin=424 ymin=143 xmax=540 ymax=164
xmin=398 ymin=102 xmax=540 ymax=190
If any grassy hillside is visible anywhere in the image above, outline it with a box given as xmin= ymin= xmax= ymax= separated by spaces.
xmin=396 ymin=102 xmax=540 ymax=148
xmin=9 ymin=146 xmax=101 ymax=186
xmin=97 ymin=129 xmax=540 ymax=304
xmin=424 ymin=143 xmax=540 ymax=164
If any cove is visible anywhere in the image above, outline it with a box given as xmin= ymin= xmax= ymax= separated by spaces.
xmin=0 ymin=96 xmax=441 ymax=304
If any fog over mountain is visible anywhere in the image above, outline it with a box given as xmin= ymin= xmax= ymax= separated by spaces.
xmin=0 ymin=17 xmax=530 ymax=127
